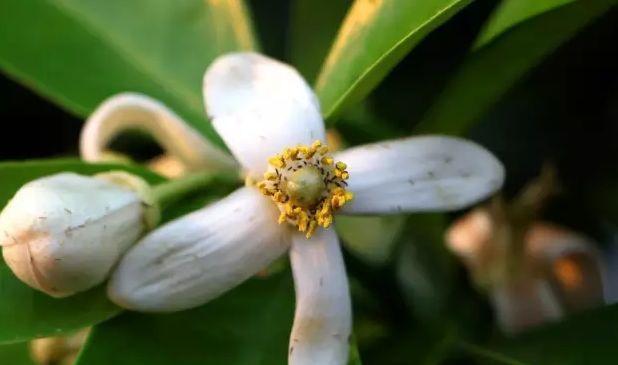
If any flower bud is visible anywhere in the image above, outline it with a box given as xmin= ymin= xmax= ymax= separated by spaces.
xmin=0 ymin=172 xmax=153 ymax=297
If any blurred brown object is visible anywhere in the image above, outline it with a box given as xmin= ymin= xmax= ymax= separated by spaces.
xmin=446 ymin=166 xmax=604 ymax=335
xmin=30 ymin=328 xmax=89 ymax=365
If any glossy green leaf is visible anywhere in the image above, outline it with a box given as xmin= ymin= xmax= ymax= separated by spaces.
xmin=0 ymin=342 xmax=36 ymax=365
xmin=0 ymin=0 xmax=256 ymax=144
xmin=289 ymin=0 xmax=352 ymax=82
xmin=0 ymin=159 xmax=162 ymax=344
xmin=464 ymin=304 xmax=618 ymax=365
xmin=76 ymin=275 xmax=294 ymax=364
xmin=78 ymin=274 xmax=292 ymax=364
xmin=77 ymin=271 xmax=362 ymax=364
xmin=415 ymin=0 xmax=616 ymax=134
xmin=315 ymin=0 xmax=471 ymax=121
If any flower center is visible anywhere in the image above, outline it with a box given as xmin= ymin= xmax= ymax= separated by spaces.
xmin=286 ymin=166 xmax=324 ymax=207
xmin=256 ymin=140 xmax=353 ymax=238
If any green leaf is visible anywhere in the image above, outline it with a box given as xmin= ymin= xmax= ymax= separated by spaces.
xmin=77 ymin=274 xmax=294 ymax=365
xmin=0 ymin=159 xmax=162 ymax=344
xmin=464 ymin=304 xmax=618 ymax=365
xmin=396 ymin=214 xmax=457 ymax=323
xmin=315 ymin=0 xmax=471 ymax=122
xmin=348 ymin=336 xmax=363 ymax=365
xmin=77 ymin=271 xmax=362 ymax=364
xmin=336 ymin=215 xmax=405 ymax=265
xmin=0 ymin=263 xmax=119 ymax=345
xmin=415 ymin=0 xmax=616 ymax=135
xmin=289 ymin=0 xmax=352 ymax=82
xmin=0 ymin=0 xmax=256 ymax=144
xmin=0 ymin=342 xmax=36 ymax=365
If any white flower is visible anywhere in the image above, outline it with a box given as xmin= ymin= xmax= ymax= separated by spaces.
xmin=104 ymin=52 xmax=504 ymax=365
xmin=0 ymin=172 xmax=154 ymax=297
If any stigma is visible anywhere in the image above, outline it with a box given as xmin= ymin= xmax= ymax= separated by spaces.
xmin=256 ymin=140 xmax=353 ymax=238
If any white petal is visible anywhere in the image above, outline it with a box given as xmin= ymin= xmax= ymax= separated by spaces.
xmin=336 ymin=136 xmax=505 ymax=214
xmin=0 ymin=173 xmax=144 ymax=297
xmin=80 ymin=93 xmax=236 ymax=171
xmin=108 ymin=187 xmax=291 ymax=312
xmin=289 ymin=229 xmax=351 ymax=365
xmin=204 ymin=52 xmax=325 ymax=176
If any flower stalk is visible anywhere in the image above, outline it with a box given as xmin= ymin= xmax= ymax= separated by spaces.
xmin=151 ymin=170 xmax=241 ymax=210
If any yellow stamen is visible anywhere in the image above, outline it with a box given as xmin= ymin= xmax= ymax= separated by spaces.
xmin=255 ymin=140 xmax=353 ymax=238
xmin=269 ymin=156 xmax=285 ymax=168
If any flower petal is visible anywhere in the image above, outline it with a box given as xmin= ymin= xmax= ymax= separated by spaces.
xmin=288 ymin=229 xmax=351 ymax=365
xmin=204 ymin=52 xmax=325 ymax=176
xmin=336 ymin=136 xmax=505 ymax=214
xmin=107 ymin=187 xmax=291 ymax=312
xmin=80 ymin=93 xmax=236 ymax=171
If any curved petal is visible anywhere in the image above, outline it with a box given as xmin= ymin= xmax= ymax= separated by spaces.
xmin=80 ymin=93 xmax=236 ymax=171
xmin=204 ymin=52 xmax=325 ymax=176
xmin=107 ymin=187 xmax=291 ymax=312
xmin=289 ymin=229 xmax=351 ymax=365
xmin=336 ymin=136 xmax=505 ymax=214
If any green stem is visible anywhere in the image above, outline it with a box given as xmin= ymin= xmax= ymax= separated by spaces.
xmin=151 ymin=171 xmax=240 ymax=210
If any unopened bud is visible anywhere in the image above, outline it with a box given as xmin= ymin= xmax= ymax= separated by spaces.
xmin=0 ymin=172 xmax=155 ymax=297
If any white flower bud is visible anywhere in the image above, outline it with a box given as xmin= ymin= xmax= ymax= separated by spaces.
xmin=0 ymin=172 xmax=151 ymax=297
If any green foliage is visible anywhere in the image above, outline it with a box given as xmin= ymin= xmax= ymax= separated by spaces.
xmin=77 ymin=271 xmax=362 ymax=365
xmin=462 ymin=304 xmax=618 ymax=364
xmin=77 ymin=274 xmax=295 ymax=365
xmin=289 ymin=0 xmax=352 ymax=82
xmin=415 ymin=0 xmax=616 ymax=134
xmin=0 ymin=262 xmax=119 ymax=345
xmin=0 ymin=342 xmax=35 ymax=365
xmin=0 ymin=0 xmax=256 ymax=145
xmin=396 ymin=214 xmax=456 ymax=322
xmin=336 ymin=215 xmax=406 ymax=265
xmin=315 ymin=0 xmax=471 ymax=122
